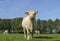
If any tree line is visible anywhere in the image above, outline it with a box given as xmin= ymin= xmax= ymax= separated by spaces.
xmin=0 ymin=18 xmax=60 ymax=34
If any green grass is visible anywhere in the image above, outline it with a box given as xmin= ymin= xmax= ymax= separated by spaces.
xmin=0 ymin=34 xmax=60 ymax=41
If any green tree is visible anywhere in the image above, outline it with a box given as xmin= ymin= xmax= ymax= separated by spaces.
xmin=54 ymin=19 xmax=60 ymax=33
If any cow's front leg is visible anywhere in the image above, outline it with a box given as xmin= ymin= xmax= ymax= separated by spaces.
xmin=27 ymin=29 xmax=30 ymax=40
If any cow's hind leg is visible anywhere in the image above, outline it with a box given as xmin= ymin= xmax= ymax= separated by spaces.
xmin=30 ymin=29 xmax=34 ymax=39
xmin=23 ymin=29 xmax=27 ymax=38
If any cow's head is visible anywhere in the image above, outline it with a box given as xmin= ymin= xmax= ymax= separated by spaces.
xmin=25 ymin=10 xmax=38 ymax=15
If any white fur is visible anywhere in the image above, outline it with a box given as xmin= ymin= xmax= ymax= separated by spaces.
xmin=35 ymin=30 xmax=40 ymax=34
xmin=22 ymin=10 xmax=38 ymax=40
xmin=3 ymin=30 xmax=8 ymax=34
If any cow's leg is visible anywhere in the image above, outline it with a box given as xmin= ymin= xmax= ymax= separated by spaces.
xmin=27 ymin=29 xmax=30 ymax=40
xmin=30 ymin=26 xmax=33 ymax=39
xmin=30 ymin=29 xmax=34 ymax=39
xmin=23 ymin=29 xmax=27 ymax=38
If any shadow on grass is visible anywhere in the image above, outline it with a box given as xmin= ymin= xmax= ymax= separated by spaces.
xmin=33 ymin=36 xmax=53 ymax=39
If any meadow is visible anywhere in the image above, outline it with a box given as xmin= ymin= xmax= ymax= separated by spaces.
xmin=0 ymin=34 xmax=60 ymax=41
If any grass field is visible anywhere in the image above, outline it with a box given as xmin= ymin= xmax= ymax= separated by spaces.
xmin=0 ymin=34 xmax=60 ymax=41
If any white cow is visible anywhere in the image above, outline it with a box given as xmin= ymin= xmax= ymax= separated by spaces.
xmin=35 ymin=30 xmax=40 ymax=34
xmin=22 ymin=10 xmax=38 ymax=40
xmin=3 ymin=30 xmax=8 ymax=34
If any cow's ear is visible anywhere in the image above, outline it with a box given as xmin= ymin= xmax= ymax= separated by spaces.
xmin=37 ymin=11 xmax=38 ymax=13
xmin=35 ymin=11 xmax=38 ymax=14
xmin=25 ymin=12 xmax=29 ymax=15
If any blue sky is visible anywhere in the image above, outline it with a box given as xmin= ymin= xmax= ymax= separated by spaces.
xmin=0 ymin=0 xmax=60 ymax=20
